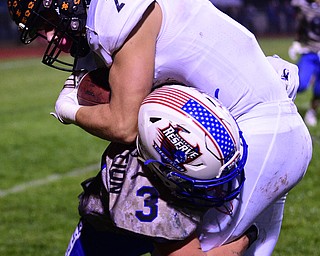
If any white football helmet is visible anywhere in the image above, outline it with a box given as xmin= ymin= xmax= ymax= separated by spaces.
xmin=137 ymin=85 xmax=247 ymax=207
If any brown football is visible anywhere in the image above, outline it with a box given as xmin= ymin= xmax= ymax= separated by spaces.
xmin=77 ymin=67 xmax=111 ymax=106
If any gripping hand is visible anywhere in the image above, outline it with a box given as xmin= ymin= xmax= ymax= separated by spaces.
xmin=267 ymin=55 xmax=299 ymax=100
xmin=50 ymin=72 xmax=85 ymax=124
xmin=288 ymin=41 xmax=309 ymax=61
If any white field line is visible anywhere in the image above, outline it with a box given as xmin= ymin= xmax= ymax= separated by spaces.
xmin=0 ymin=163 xmax=100 ymax=198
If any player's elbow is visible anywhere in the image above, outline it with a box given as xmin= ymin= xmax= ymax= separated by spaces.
xmin=112 ymin=123 xmax=138 ymax=144
xmin=115 ymin=130 xmax=138 ymax=145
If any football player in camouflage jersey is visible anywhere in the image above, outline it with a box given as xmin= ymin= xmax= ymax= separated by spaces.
xmin=289 ymin=0 xmax=320 ymax=126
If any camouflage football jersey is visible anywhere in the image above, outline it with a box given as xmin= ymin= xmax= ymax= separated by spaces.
xmin=78 ymin=142 xmax=202 ymax=241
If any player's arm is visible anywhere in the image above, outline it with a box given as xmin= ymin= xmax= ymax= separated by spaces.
xmin=153 ymin=234 xmax=247 ymax=256
xmin=153 ymin=226 xmax=257 ymax=256
xmin=74 ymin=3 xmax=161 ymax=144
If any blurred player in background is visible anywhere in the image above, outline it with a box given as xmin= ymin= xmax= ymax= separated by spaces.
xmin=7 ymin=0 xmax=312 ymax=255
xmin=289 ymin=0 xmax=320 ymax=126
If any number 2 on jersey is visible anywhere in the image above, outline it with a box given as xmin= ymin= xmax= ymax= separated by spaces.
xmin=114 ymin=0 xmax=125 ymax=12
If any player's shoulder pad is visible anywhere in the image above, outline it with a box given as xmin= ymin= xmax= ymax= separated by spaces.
xmin=87 ymin=0 xmax=154 ymax=65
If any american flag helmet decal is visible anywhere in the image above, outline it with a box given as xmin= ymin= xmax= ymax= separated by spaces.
xmin=142 ymin=86 xmax=237 ymax=163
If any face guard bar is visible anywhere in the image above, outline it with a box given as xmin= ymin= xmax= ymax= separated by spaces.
xmin=16 ymin=0 xmax=90 ymax=72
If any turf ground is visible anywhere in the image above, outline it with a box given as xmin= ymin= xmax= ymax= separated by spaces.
xmin=0 ymin=37 xmax=319 ymax=255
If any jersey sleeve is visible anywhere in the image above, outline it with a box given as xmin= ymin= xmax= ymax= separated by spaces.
xmin=86 ymin=0 xmax=154 ymax=65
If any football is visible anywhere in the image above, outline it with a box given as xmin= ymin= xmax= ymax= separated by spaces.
xmin=77 ymin=67 xmax=111 ymax=106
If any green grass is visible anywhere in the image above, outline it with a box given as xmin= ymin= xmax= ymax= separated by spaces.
xmin=0 ymin=58 xmax=108 ymax=255
xmin=0 ymin=36 xmax=319 ymax=255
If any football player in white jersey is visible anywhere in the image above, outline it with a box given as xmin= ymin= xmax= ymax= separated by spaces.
xmin=7 ymin=0 xmax=312 ymax=255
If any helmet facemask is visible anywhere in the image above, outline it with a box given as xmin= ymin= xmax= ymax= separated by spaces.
xmin=138 ymin=131 xmax=247 ymax=208
xmin=41 ymin=0 xmax=90 ymax=71
xmin=40 ymin=15 xmax=90 ymax=71
xmin=8 ymin=0 xmax=89 ymax=71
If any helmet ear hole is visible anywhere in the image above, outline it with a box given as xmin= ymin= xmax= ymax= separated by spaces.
xmin=150 ymin=117 xmax=162 ymax=123
xmin=138 ymin=84 xmax=247 ymax=207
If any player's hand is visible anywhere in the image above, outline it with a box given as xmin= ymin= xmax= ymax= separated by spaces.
xmin=288 ymin=41 xmax=301 ymax=61
xmin=50 ymin=73 xmax=83 ymax=124
xmin=267 ymin=55 xmax=299 ymax=100
xmin=288 ymin=41 xmax=309 ymax=61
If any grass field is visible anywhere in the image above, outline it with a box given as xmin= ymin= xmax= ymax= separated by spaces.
xmin=0 ymin=37 xmax=319 ymax=255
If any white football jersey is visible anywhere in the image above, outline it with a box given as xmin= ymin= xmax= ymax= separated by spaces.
xmin=87 ymin=0 xmax=288 ymax=119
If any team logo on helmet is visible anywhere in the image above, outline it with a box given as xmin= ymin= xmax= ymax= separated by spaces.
xmin=153 ymin=124 xmax=201 ymax=173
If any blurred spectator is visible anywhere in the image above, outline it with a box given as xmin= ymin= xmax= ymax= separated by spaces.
xmin=209 ymin=0 xmax=243 ymax=20
xmin=239 ymin=3 xmax=259 ymax=34
xmin=289 ymin=0 xmax=320 ymax=126
xmin=0 ymin=1 xmax=19 ymax=44
xmin=267 ymin=0 xmax=282 ymax=34
xmin=281 ymin=0 xmax=296 ymax=33
xmin=209 ymin=0 xmax=295 ymax=35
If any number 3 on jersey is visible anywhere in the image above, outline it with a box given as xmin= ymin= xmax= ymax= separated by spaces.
xmin=135 ymin=186 xmax=159 ymax=222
